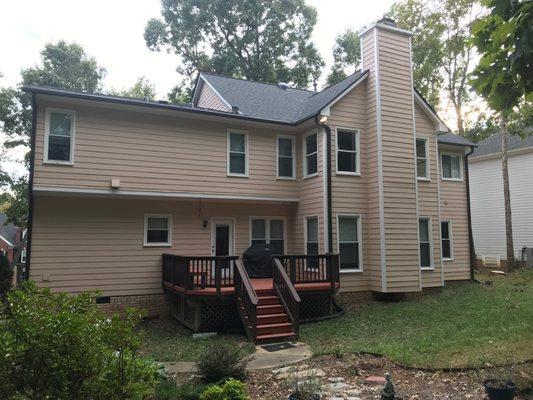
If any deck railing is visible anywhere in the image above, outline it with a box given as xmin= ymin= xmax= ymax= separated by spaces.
xmin=273 ymin=258 xmax=301 ymax=336
xmin=275 ymin=254 xmax=340 ymax=293
xmin=234 ymin=259 xmax=258 ymax=341
xmin=162 ymin=254 xmax=239 ymax=296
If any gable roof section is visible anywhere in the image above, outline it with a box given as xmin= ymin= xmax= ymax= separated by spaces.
xmin=0 ymin=213 xmax=18 ymax=247
xmin=472 ymin=133 xmax=533 ymax=157
xmin=437 ymin=132 xmax=476 ymax=147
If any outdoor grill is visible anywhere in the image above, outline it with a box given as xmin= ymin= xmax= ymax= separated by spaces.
xmin=242 ymin=243 xmax=273 ymax=278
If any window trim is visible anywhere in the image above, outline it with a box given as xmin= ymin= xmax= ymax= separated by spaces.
xmin=441 ymin=220 xmax=454 ymax=261
xmin=143 ymin=214 xmax=172 ymax=247
xmin=249 ymin=216 xmax=287 ymax=254
xmin=276 ymin=134 xmax=296 ymax=180
xmin=304 ymin=215 xmax=320 ymax=254
xmin=227 ymin=129 xmax=249 ymax=177
xmin=416 ymin=137 xmax=429 ymax=181
xmin=418 ymin=217 xmax=433 ymax=270
xmin=44 ymin=107 xmax=76 ymax=165
xmin=336 ymin=214 xmax=363 ymax=273
xmin=440 ymin=152 xmax=463 ymax=181
xmin=335 ymin=127 xmax=360 ymax=176
xmin=303 ymin=130 xmax=319 ymax=179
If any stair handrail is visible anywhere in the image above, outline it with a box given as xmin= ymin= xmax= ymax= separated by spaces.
xmin=273 ymin=258 xmax=301 ymax=336
xmin=234 ymin=259 xmax=258 ymax=341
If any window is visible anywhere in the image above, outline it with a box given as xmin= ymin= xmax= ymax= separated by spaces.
xmin=419 ymin=218 xmax=432 ymax=268
xmin=441 ymin=153 xmax=462 ymax=180
xmin=441 ymin=221 xmax=453 ymax=260
xmin=45 ymin=109 xmax=75 ymax=163
xmin=250 ymin=218 xmax=284 ymax=254
xmin=144 ymin=214 xmax=172 ymax=246
xmin=416 ymin=138 xmax=429 ymax=179
xmin=337 ymin=216 xmax=361 ymax=271
xmin=337 ymin=129 xmax=359 ymax=174
xmin=305 ymin=217 xmax=319 ymax=255
xmin=277 ymin=135 xmax=295 ymax=179
xmin=20 ymin=250 xmax=27 ymax=263
xmin=304 ymin=132 xmax=318 ymax=177
xmin=227 ymin=131 xmax=248 ymax=176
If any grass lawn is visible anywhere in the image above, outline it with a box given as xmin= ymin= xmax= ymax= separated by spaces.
xmin=300 ymin=269 xmax=533 ymax=369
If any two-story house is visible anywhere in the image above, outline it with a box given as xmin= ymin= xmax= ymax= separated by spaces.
xmin=23 ymin=19 xmax=475 ymax=342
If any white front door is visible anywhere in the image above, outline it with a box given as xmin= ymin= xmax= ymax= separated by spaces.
xmin=210 ymin=218 xmax=234 ymax=257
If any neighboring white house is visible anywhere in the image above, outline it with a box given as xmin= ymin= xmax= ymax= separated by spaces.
xmin=469 ymin=133 xmax=533 ymax=265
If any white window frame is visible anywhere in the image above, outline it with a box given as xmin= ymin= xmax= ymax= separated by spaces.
xmin=418 ymin=217 xmax=433 ymax=269
xmin=304 ymin=216 xmax=320 ymax=254
xmin=143 ymin=214 xmax=172 ymax=247
xmin=227 ymin=129 xmax=249 ymax=177
xmin=303 ymin=130 xmax=318 ymax=179
xmin=416 ymin=137 xmax=429 ymax=181
xmin=249 ymin=216 xmax=287 ymax=254
xmin=336 ymin=214 xmax=363 ymax=273
xmin=441 ymin=220 xmax=454 ymax=261
xmin=276 ymin=134 xmax=296 ymax=180
xmin=44 ymin=107 xmax=76 ymax=165
xmin=335 ymin=127 xmax=360 ymax=176
xmin=440 ymin=152 xmax=463 ymax=181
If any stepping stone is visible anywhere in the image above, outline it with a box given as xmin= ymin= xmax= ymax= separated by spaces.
xmin=328 ymin=377 xmax=345 ymax=383
xmin=278 ymin=368 xmax=326 ymax=380
xmin=346 ymin=388 xmax=362 ymax=395
xmin=364 ymin=375 xmax=386 ymax=385
xmin=272 ymin=366 xmax=294 ymax=374
xmin=346 ymin=397 xmax=362 ymax=400
xmin=325 ymin=382 xmax=350 ymax=391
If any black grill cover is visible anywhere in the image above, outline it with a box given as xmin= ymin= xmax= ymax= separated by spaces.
xmin=242 ymin=243 xmax=273 ymax=278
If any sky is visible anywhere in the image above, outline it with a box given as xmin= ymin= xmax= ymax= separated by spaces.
xmin=0 ymin=0 xmax=398 ymax=176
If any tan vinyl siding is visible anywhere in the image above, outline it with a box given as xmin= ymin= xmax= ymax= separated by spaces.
xmin=197 ymin=82 xmax=231 ymax=112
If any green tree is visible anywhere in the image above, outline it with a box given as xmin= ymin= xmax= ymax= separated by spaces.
xmin=144 ymin=0 xmax=324 ymax=98
xmin=0 ymin=254 xmax=13 ymax=301
xmin=470 ymin=0 xmax=532 ymax=270
xmin=326 ymin=29 xmax=361 ymax=86
xmin=109 ymin=76 xmax=157 ymax=100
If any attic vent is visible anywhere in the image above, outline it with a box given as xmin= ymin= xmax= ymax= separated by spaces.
xmin=278 ymin=82 xmax=291 ymax=90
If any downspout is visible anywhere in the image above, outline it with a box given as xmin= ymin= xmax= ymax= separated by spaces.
xmin=24 ymin=93 xmax=37 ymax=280
xmin=464 ymin=145 xmax=479 ymax=283
xmin=315 ymin=115 xmax=333 ymax=253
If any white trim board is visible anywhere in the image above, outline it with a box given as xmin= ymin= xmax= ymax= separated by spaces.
xmin=0 ymin=234 xmax=14 ymax=247
xmin=193 ymin=74 xmax=233 ymax=110
xmin=320 ymin=72 xmax=368 ymax=117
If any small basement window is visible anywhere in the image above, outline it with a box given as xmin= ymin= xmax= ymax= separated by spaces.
xmin=144 ymin=214 xmax=172 ymax=246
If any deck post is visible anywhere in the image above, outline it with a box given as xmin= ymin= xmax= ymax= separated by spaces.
xmin=290 ymin=256 xmax=296 ymax=283
xmin=215 ymin=258 xmax=222 ymax=298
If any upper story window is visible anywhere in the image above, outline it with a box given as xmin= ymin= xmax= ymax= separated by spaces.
xmin=304 ymin=132 xmax=318 ymax=178
xmin=441 ymin=153 xmax=462 ymax=180
xmin=277 ymin=135 xmax=295 ymax=179
xmin=45 ymin=108 xmax=75 ymax=164
xmin=419 ymin=218 xmax=432 ymax=268
xmin=441 ymin=221 xmax=453 ymax=260
xmin=305 ymin=216 xmax=319 ymax=255
xmin=337 ymin=128 xmax=359 ymax=175
xmin=337 ymin=215 xmax=362 ymax=271
xmin=250 ymin=218 xmax=284 ymax=254
xmin=416 ymin=138 xmax=429 ymax=180
xmin=227 ymin=130 xmax=248 ymax=177
xmin=144 ymin=214 xmax=172 ymax=246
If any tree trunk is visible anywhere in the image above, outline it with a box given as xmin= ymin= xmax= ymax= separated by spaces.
xmin=455 ymin=103 xmax=465 ymax=136
xmin=500 ymin=117 xmax=516 ymax=271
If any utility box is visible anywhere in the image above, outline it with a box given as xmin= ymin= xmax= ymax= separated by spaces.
xmin=523 ymin=247 xmax=533 ymax=268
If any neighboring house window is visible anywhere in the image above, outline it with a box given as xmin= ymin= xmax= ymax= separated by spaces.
xmin=419 ymin=218 xmax=432 ymax=268
xmin=250 ymin=218 xmax=284 ymax=254
xmin=45 ymin=109 xmax=75 ymax=163
xmin=20 ymin=250 xmax=27 ymax=263
xmin=144 ymin=214 xmax=172 ymax=246
xmin=227 ymin=130 xmax=248 ymax=176
xmin=304 ymin=132 xmax=318 ymax=177
xmin=277 ymin=135 xmax=295 ymax=179
xmin=305 ymin=217 xmax=319 ymax=254
xmin=441 ymin=221 xmax=453 ymax=260
xmin=337 ymin=216 xmax=361 ymax=271
xmin=337 ymin=129 xmax=359 ymax=174
xmin=441 ymin=153 xmax=462 ymax=180
xmin=416 ymin=138 xmax=429 ymax=179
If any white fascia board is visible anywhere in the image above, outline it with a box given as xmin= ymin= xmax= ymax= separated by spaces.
xmin=319 ymin=72 xmax=369 ymax=117
xmin=414 ymin=92 xmax=449 ymax=133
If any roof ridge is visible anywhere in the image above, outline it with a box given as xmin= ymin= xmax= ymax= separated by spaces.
xmin=200 ymin=71 xmax=315 ymax=93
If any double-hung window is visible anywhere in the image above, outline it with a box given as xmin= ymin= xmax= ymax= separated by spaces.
xmin=144 ymin=214 xmax=172 ymax=246
xmin=441 ymin=221 xmax=453 ymax=260
xmin=227 ymin=130 xmax=248 ymax=176
xmin=251 ymin=218 xmax=284 ymax=254
xmin=304 ymin=132 xmax=318 ymax=177
xmin=337 ymin=129 xmax=359 ymax=174
xmin=419 ymin=218 xmax=432 ymax=268
xmin=45 ymin=109 xmax=75 ymax=164
xmin=277 ymin=135 xmax=295 ymax=179
xmin=416 ymin=138 xmax=429 ymax=179
xmin=441 ymin=153 xmax=462 ymax=180
xmin=305 ymin=217 xmax=319 ymax=255
xmin=337 ymin=216 xmax=361 ymax=271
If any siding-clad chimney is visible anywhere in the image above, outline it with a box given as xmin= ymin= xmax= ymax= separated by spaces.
xmin=360 ymin=19 xmax=420 ymax=292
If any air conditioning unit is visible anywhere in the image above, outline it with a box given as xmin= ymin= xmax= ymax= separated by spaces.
xmin=522 ymin=247 xmax=533 ymax=268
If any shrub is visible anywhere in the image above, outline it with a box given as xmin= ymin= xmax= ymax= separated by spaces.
xmin=200 ymin=379 xmax=248 ymax=400
xmin=154 ymin=379 xmax=208 ymax=400
xmin=288 ymin=378 xmax=322 ymax=400
xmin=196 ymin=342 xmax=247 ymax=382
xmin=0 ymin=281 xmax=159 ymax=400
xmin=0 ymin=253 xmax=13 ymax=300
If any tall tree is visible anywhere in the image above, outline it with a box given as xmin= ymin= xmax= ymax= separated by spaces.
xmin=109 ymin=76 xmax=157 ymax=100
xmin=470 ymin=0 xmax=532 ymax=270
xmin=144 ymin=0 xmax=324 ymax=98
xmin=326 ymin=29 xmax=361 ymax=86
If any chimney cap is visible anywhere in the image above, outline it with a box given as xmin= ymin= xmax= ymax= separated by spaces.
xmin=377 ymin=17 xmax=397 ymax=27
xmin=278 ymin=82 xmax=291 ymax=90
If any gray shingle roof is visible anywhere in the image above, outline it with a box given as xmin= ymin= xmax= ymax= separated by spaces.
xmin=472 ymin=133 xmax=533 ymax=157
xmin=437 ymin=132 xmax=476 ymax=147
xmin=0 ymin=214 xmax=18 ymax=246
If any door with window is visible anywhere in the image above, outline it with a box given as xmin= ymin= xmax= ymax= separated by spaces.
xmin=211 ymin=219 xmax=234 ymax=271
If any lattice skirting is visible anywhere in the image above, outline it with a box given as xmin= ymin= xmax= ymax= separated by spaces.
xmin=299 ymin=292 xmax=333 ymax=321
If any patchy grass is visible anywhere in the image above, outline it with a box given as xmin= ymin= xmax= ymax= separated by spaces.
xmin=139 ymin=318 xmax=254 ymax=362
xmin=300 ymin=269 xmax=533 ymax=369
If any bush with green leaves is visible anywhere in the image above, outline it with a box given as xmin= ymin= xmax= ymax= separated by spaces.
xmin=154 ymin=379 xmax=209 ymax=400
xmin=0 ymin=281 xmax=159 ymax=399
xmin=196 ymin=342 xmax=247 ymax=383
xmin=0 ymin=253 xmax=13 ymax=300
xmin=199 ymin=379 xmax=248 ymax=400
